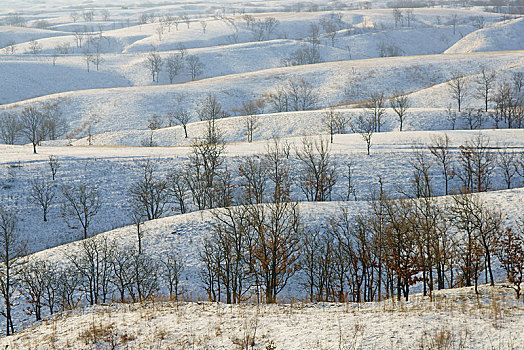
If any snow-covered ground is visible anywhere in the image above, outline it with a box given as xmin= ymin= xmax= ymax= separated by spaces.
xmin=1 ymin=285 xmax=523 ymax=349
xmin=1 ymin=0 xmax=524 ymax=344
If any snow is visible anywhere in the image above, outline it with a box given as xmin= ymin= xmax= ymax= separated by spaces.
xmin=446 ymin=17 xmax=524 ymax=54
xmin=1 ymin=0 xmax=524 ymax=344
xmin=1 ymin=285 xmax=523 ymax=349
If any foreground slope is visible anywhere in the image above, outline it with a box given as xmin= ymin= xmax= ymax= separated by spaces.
xmin=1 ymin=285 xmax=522 ymax=349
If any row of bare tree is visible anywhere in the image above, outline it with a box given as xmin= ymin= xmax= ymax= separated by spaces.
xmin=0 ymin=103 xmax=67 ymax=153
xmin=0 ymin=205 xmax=184 ymax=335
xmin=201 ymin=175 xmax=524 ymax=305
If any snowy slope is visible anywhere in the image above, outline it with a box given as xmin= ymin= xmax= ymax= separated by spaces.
xmin=3 ymin=51 xmax=522 ymax=135
xmin=446 ymin=17 xmax=524 ymax=54
xmin=1 ymin=285 xmax=523 ymax=350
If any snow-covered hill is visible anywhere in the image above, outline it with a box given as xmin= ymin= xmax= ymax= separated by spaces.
xmin=446 ymin=17 xmax=524 ymax=53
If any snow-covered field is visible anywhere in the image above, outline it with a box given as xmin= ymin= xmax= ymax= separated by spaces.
xmin=1 ymin=0 xmax=524 ymax=346
xmin=1 ymin=285 xmax=523 ymax=349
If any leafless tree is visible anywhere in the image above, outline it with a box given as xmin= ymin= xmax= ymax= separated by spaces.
xmin=322 ymin=107 xmax=346 ymax=143
xmin=155 ymin=25 xmax=164 ymax=41
xmin=166 ymin=53 xmax=184 ymax=84
xmin=68 ymin=236 xmax=115 ymax=305
xmin=247 ymin=201 xmax=302 ymax=303
xmin=296 ymin=137 xmax=337 ymax=201
xmin=392 ymin=8 xmax=403 ymax=27
xmin=389 ymin=92 xmax=410 ymax=131
xmin=110 ymin=245 xmax=135 ymax=302
xmin=495 ymin=225 xmax=524 ymax=299
xmin=171 ymin=108 xmax=191 ymax=138
xmin=70 ymin=11 xmax=79 ymax=22
xmin=0 ymin=206 xmax=25 ymax=335
xmin=475 ymin=67 xmax=496 ymax=112
xmin=83 ymin=9 xmax=95 ymax=22
xmin=457 ymin=134 xmax=495 ymax=193
xmin=47 ymin=155 xmax=60 ymax=181
xmin=147 ymin=114 xmax=163 ymax=130
xmin=365 ymin=91 xmax=386 ymax=132
xmin=351 ymin=114 xmax=375 ymax=155
xmin=82 ymin=48 xmax=93 ymax=72
xmin=428 ymin=134 xmax=455 ymax=195
xmin=145 ymin=47 xmax=163 ymax=82
xmin=129 ymin=159 xmax=169 ymax=221
xmin=448 ymin=71 xmax=468 ymax=112
xmin=186 ymin=55 xmax=204 ymax=81
xmin=73 ymin=30 xmax=84 ymax=48
xmin=100 ymin=9 xmax=110 ymax=21
xmin=186 ymin=121 xmax=226 ymax=210
xmin=198 ymin=93 xmax=227 ymax=121
xmin=405 ymin=9 xmax=415 ymax=27
xmin=61 ymin=183 xmax=100 ymax=239
xmin=19 ymin=259 xmax=50 ymax=321
xmin=161 ymin=251 xmax=184 ymax=301
xmin=288 ymin=77 xmax=318 ymax=111
xmin=19 ymin=105 xmax=50 ymax=154
xmin=3 ymin=40 xmax=16 ymax=55
xmin=238 ymin=155 xmax=268 ymax=205
xmin=263 ymin=139 xmax=292 ymax=203
xmin=28 ymin=39 xmax=42 ymax=54
xmin=167 ymin=169 xmax=189 ymax=214
xmin=29 ymin=177 xmax=56 ymax=222
xmin=497 ymin=145 xmax=518 ymax=189
xmin=0 ymin=112 xmax=20 ymax=145
xmin=200 ymin=20 xmax=207 ymax=33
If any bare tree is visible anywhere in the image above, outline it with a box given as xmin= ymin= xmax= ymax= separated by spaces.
xmin=185 ymin=121 xmax=226 ymax=210
xmin=448 ymin=71 xmax=468 ymax=112
xmin=497 ymin=145 xmax=518 ymax=189
xmin=282 ymin=77 xmax=318 ymax=111
xmin=171 ymin=109 xmax=191 ymax=138
xmin=145 ymin=47 xmax=163 ymax=82
xmin=392 ymin=8 xmax=403 ymax=27
xmin=365 ymin=91 xmax=386 ymax=132
xmin=0 ymin=206 xmax=25 ymax=335
xmin=166 ymin=53 xmax=184 ymax=84
xmin=247 ymin=201 xmax=302 ymax=303
xmin=48 ymin=155 xmax=60 ymax=180
xmin=428 ymin=134 xmax=454 ymax=195
xmin=405 ymin=9 xmax=415 ymax=27
xmin=100 ymin=9 xmax=110 ymax=21
xmin=29 ymin=177 xmax=56 ymax=222
xmin=82 ymin=48 xmax=93 ymax=72
xmin=200 ymin=20 xmax=207 ymax=33
xmin=457 ymin=134 xmax=495 ymax=193
xmin=296 ymin=137 xmax=337 ymax=201
xmin=73 ymin=30 xmax=84 ymax=48
xmin=61 ymin=183 xmax=100 ymax=239
xmin=495 ymin=225 xmax=524 ymax=299
xmin=186 ymin=55 xmax=204 ymax=81
xmin=0 ymin=112 xmax=20 ymax=145
xmin=19 ymin=105 xmax=50 ymax=154
xmin=197 ymin=93 xmax=226 ymax=121
xmin=20 ymin=259 xmax=48 ymax=321
xmin=28 ymin=39 xmax=42 ymax=54
xmin=322 ymin=107 xmax=345 ymax=143
xmin=351 ymin=114 xmax=375 ymax=155
xmin=389 ymin=92 xmax=410 ymax=131
xmin=238 ymin=156 xmax=268 ymax=205
xmin=167 ymin=168 xmax=189 ymax=214
xmin=68 ymin=236 xmax=115 ymax=305
xmin=161 ymin=251 xmax=184 ymax=300
xmin=3 ymin=40 xmax=16 ymax=55
xmin=129 ymin=159 xmax=169 ymax=221
xmin=475 ymin=67 xmax=496 ymax=112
